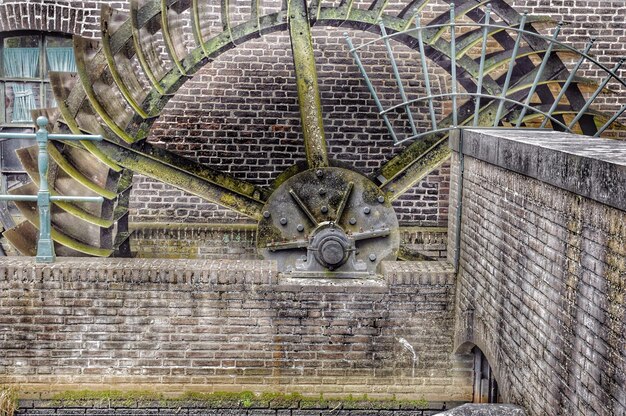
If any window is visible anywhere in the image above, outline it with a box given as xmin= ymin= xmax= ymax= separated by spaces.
xmin=0 ymin=33 xmax=76 ymax=223
xmin=0 ymin=33 xmax=76 ymax=125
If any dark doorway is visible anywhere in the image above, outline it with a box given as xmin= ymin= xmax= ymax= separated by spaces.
xmin=472 ymin=346 xmax=500 ymax=403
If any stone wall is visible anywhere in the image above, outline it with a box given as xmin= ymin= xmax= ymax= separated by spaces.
xmin=0 ymin=257 xmax=472 ymax=401
xmin=448 ymin=129 xmax=626 ymax=416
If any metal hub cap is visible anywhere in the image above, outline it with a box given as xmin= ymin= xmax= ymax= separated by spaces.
xmin=312 ymin=225 xmax=351 ymax=269
xmin=257 ymin=167 xmax=400 ymax=278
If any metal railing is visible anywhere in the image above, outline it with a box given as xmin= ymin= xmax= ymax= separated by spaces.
xmin=0 ymin=116 xmax=104 ymax=263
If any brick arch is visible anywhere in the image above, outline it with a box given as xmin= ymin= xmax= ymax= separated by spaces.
xmin=454 ymin=318 xmax=510 ymax=403
xmin=0 ymin=1 xmax=108 ymax=38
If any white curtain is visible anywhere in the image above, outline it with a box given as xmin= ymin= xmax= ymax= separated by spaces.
xmin=11 ymin=83 xmax=37 ymax=122
xmin=3 ymin=48 xmax=39 ymax=122
xmin=46 ymin=47 xmax=76 ymax=72
xmin=3 ymin=47 xmax=39 ymax=78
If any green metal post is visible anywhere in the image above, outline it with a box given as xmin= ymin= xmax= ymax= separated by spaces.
xmin=0 ymin=117 xmax=103 ymax=263
xmin=35 ymin=116 xmax=54 ymax=263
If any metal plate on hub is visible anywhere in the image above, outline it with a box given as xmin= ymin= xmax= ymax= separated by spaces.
xmin=257 ymin=167 xmax=399 ymax=278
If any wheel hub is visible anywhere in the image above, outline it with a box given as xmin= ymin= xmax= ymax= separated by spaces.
xmin=257 ymin=167 xmax=399 ymax=278
xmin=311 ymin=224 xmax=351 ymax=269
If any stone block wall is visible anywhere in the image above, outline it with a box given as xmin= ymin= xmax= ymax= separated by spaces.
xmin=0 ymin=257 xmax=472 ymax=401
xmin=448 ymin=129 xmax=626 ymax=416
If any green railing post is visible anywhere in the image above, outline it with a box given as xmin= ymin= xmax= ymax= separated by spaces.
xmin=0 ymin=116 xmax=104 ymax=263
xmin=35 ymin=116 xmax=54 ymax=263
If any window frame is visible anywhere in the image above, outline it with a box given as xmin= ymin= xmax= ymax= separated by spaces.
xmin=0 ymin=31 xmax=74 ymax=127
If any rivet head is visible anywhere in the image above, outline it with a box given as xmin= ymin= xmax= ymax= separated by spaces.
xmin=319 ymin=188 xmax=326 ymax=196
xmin=377 ymin=195 xmax=385 ymax=203
xmin=316 ymin=169 xmax=324 ymax=177
xmin=363 ymin=207 xmax=371 ymax=215
xmin=321 ymin=205 xmax=328 ymax=213
xmin=280 ymin=217 xmax=288 ymax=225
xmin=263 ymin=211 xmax=271 ymax=218
xmin=349 ymin=217 xmax=357 ymax=225
xmin=297 ymin=224 xmax=304 ymax=232
xmin=369 ymin=253 xmax=377 ymax=261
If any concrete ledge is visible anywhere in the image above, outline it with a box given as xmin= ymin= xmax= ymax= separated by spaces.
xmin=449 ymin=129 xmax=626 ymax=212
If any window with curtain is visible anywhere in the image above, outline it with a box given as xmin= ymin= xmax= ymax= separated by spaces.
xmin=0 ymin=33 xmax=76 ymax=217
xmin=0 ymin=34 xmax=75 ymax=125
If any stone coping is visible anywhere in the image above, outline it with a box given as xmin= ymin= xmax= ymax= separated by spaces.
xmin=449 ymin=128 xmax=626 ymax=212
xmin=0 ymin=258 xmax=454 ymax=286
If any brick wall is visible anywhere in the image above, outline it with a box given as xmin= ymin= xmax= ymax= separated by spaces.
xmin=0 ymin=257 xmax=472 ymax=400
xmin=0 ymin=0 xmax=128 ymax=38
xmin=137 ymin=24 xmax=452 ymax=226
xmin=129 ymin=223 xmax=448 ymax=260
xmin=448 ymin=130 xmax=626 ymax=416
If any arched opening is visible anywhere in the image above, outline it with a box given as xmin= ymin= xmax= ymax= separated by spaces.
xmin=472 ymin=346 xmax=500 ymax=403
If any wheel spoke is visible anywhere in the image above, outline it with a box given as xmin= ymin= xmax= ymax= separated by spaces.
xmin=288 ymin=0 xmax=329 ymax=169
xmin=96 ymin=140 xmax=267 ymax=219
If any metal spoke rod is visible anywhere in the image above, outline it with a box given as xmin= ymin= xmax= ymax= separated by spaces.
xmin=379 ymin=20 xmax=419 ymax=138
xmin=494 ymin=12 xmax=527 ymax=126
xmin=344 ymin=33 xmax=399 ymax=142
xmin=415 ymin=12 xmax=438 ymax=131
xmin=449 ymin=3 xmax=458 ymax=128
xmin=540 ymin=39 xmax=595 ymax=128
xmin=595 ymin=103 xmax=626 ymax=137
xmin=568 ymin=57 xmax=625 ymax=130
xmin=473 ymin=4 xmax=491 ymax=127
xmin=516 ymin=21 xmax=563 ymax=127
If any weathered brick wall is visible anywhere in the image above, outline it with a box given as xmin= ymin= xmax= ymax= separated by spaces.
xmin=0 ymin=257 xmax=472 ymax=400
xmin=448 ymin=130 xmax=626 ymax=416
xmin=130 ymin=223 xmax=258 ymax=259
xmin=0 ymin=0 xmax=129 ymax=37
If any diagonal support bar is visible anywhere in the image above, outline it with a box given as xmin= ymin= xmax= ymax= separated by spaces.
xmin=494 ymin=12 xmax=527 ymax=126
xmin=344 ymin=33 xmax=399 ymax=142
xmin=288 ymin=0 xmax=329 ymax=169
xmin=95 ymin=140 xmax=265 ymax=220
